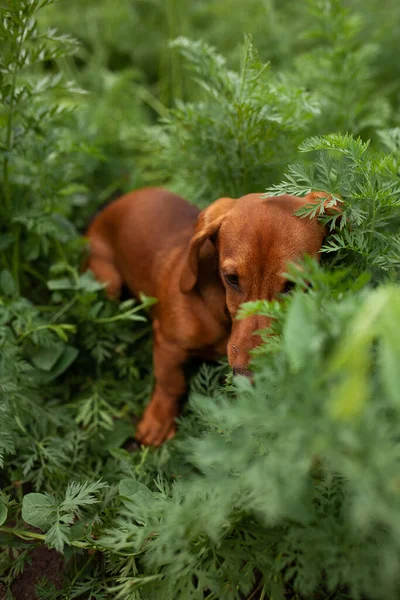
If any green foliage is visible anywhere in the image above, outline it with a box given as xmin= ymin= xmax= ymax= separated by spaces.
xmin=1 ymin=1 xmax=400 ymax=600
xmin=289 ymin=0 xmax=392 ymax=135
xmin=22 ymin=480 xmax=107 ymax=551
xmin=91 ymin=276 xmax=400 ymax=600
xmin=267 ymin=133 xmax=400 ymax=276
xmin=137 ymin=35 xmax=319 ymax=203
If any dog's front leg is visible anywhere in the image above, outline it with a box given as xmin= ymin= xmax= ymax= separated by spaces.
xmin=135 ymin=320 xmax=187 ymax=446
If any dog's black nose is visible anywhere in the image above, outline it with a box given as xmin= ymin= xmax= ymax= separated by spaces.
xmin=233 ymin=367 xmax=253 ymax=379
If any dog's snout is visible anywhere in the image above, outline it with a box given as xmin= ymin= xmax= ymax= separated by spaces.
xmin=233 ymin=367 xmax=253 ymax=379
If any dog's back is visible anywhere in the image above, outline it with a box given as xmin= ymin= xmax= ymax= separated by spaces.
xmin=85 ymin=187 xmax=200 ymax=299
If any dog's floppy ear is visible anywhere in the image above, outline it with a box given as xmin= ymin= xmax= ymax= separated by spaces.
xmin=180 ymin=197 xmax=235 ymax=294
xmin=304 ymin=190 xmax=342 ymax=215
xmin=304 ymin=190 xmax=343 ymax=231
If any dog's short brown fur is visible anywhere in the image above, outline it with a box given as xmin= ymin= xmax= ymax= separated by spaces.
xmin=86 ymin=187 xmax=333 ymax=445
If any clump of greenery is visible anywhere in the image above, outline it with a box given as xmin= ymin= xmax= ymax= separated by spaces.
xmin=0 ymin=0 xmax=155 ymax=571
xmin=1 ymin=1 xmax=400 ymax=600
xmin=96 ymin=281 xmax=400 ymax=600
xmin=289 ymin=0 xmax=392 ymax=136
xmin=267 ymin=133 xmax=400 ymax=277
xmin=137 ymin=35 xmax=319 ymax=204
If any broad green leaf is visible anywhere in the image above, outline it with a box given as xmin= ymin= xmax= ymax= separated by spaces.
xmin=0 ymin=306 xmax=11 ymax=325
xmin=22 ymin=493 xmax=55 ymax=529
xmin=47 ymin=277 xmax=75 ymax=291
xmin=379 ymin=338 xmax=400 ymax=405
xmin=0 ymin=270 xmax=15 ymax=296
xmin=68 ymin=521 xmax=86 ymax=542
xmin=45 ymin=346 xmax=79 ymax=381
xmin=0 ymin=501 xmax=7 ymax=526
xmin=59 ymin=183 xmax=89 ymax=196
xmin=51 ymin=214 xmax=77 ymax=241
xmin=31 ymin=346 xmax=79 ymax=382
xmin=77 ymin=272 xmax=105 ymax=293
xmin=0 ymin=234 xmax=15 ymax=251
xmin=270 ymin=581 xmax=286 ymax=600
xmin=31 ymin=345 xmax=64 ymax=372
xmin=379 ymin=298 xmax=400 ymax=404
xmin=97 ymin=420 xmax=133 ymax=452
xmin=329 ymin=288 xmax=389 ymax=372
xmin=330 ymin=366 xmax=369 ymax=420
xmin=119 ymin=479 xmax=153 ymax=510
xmin=283 ymin=294 xmax=321 ymax=371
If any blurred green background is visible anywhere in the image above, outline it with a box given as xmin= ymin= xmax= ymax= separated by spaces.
xmin=37 ymin=0 xmax=400 ymax=209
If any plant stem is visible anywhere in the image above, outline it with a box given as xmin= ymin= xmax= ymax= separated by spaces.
xmin=52 ymin=294 xmax=78 ymax=322
xmin=12 ymin=223 xmax=21 ymax=294
xmin=259 ymin=583 xmax=267 ymax=600
xmin=3 ymin=9 xmax=25 ymax=211
xmin=0 ymin=526 xmax=88 ymax=548
xmin=3 ymin=8 xmax=27 ymax=294
xmin=23 ymin=263 xmax=48 ymax=284
xmin=0 ymin=526 xmax=142 ymax=558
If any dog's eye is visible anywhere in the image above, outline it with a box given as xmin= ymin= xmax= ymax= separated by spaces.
xmin=282 ymin=280 xmax=295 ymax=295
xmin=224 ymin=273 xmax=240 ymax=290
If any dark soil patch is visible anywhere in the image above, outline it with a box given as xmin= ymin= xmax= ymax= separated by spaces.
xmin=8 ymin=546 xmax=64 ymax=600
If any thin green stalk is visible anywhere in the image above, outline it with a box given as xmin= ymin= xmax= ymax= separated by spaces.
xmin=3 ymin=62 xmax=19 ymax=214
xmin=132 ymin=84 xmax=168 ymax=119
xmin=1 ymin=525 xmax=144 ymax=558
xmin=94 ymin=306 xmax=146 ymax=324
xmin=23 ymin=263 xmax=48 ymax=284
xmin=3 ymin=9 xmax=26 ymax=212
xmin=0 ymin=526 xmax=89 ymax=549
xmin=69 ymin=553 xmax=96 ymax=590
xmin=259 ymin=583 xmax=267 ymax=600
xmin=3 ymin=9 xmax=28 ymax=294
xmin=97 ymin=177 xmax=130 ymax=204
xmin=52 ymin=294 xmax=78 ymax=322
xmin=17 ymin=323 xmax=76 ymax=344
xmin=12 ymin=223 xmax=21 ymax=295
xmin=238 ymin=36 xmax=250 ymax=102
xmin=160 ymin=0 xmax=186 ymax=105
xmin=55 ymin=238 xmax=67 ymax=262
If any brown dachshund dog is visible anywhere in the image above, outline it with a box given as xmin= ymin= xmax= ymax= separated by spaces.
xmin=86 ymin=187 xmax=334 ymax=446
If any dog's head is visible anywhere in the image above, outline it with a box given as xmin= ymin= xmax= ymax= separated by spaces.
xmin=180 ymin=192 xmax=340 ymax=375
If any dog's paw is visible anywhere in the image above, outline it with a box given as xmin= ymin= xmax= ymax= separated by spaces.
xmin=135 ymin=410 xmax=176 ymax=447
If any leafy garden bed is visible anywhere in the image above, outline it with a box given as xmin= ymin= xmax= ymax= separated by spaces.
xmin=1 ymin=1 xmax=400 ymax=599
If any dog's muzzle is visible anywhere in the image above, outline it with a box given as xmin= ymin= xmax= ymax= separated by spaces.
xmin=233 ymin=367 xmax=253 ymax=379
